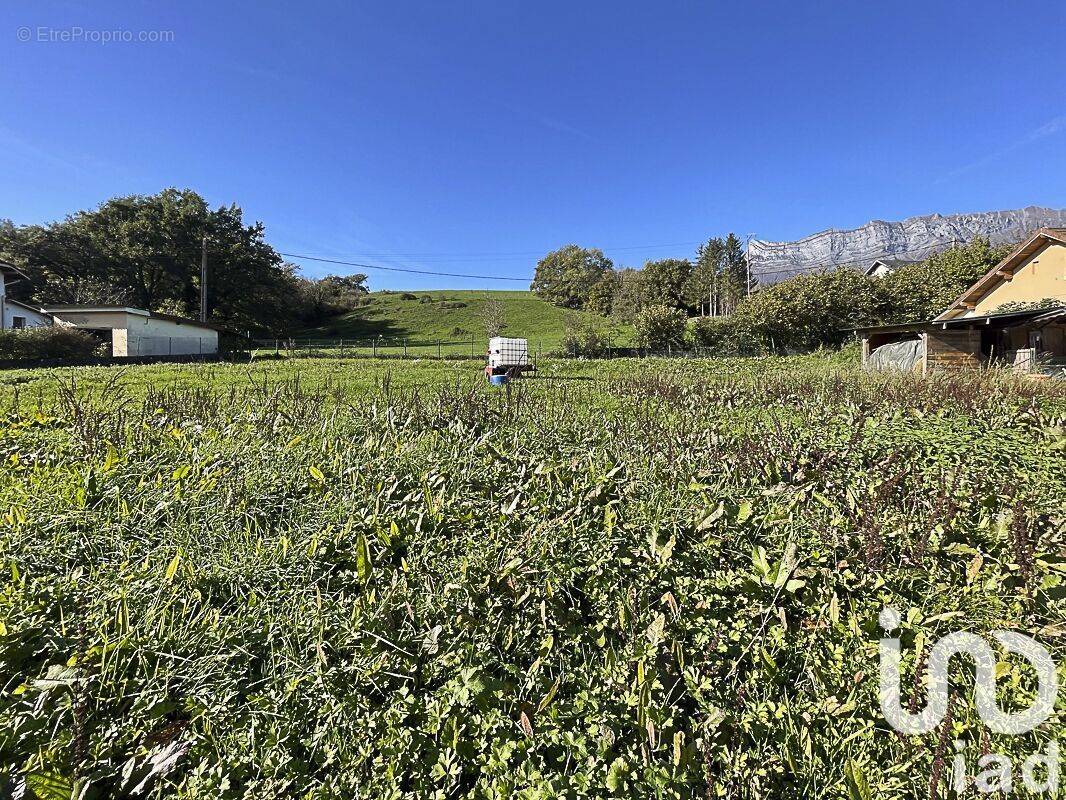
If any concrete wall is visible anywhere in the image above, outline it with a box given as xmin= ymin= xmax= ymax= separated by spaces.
xmin=969 ymin=241 xmax=1066 ymax=316
xmin=121 ymin=315 xmax=218 ymax=357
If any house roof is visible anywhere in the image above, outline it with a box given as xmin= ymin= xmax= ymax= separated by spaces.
xmin=934 ymin=227 xmax=1066 ymax=321
xmin=4 ymin=298 xmax=48 ymax=315
xmin=864 ymin=258 xmax=912 ymax=276
xmin=46 ymin=305 xmax=150 ymax=316
xmin=0 ymin=260 xmax=29 ymax=282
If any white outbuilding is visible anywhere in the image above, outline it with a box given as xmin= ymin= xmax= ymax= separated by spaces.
xmin=46 ymin=306 xmax=220 ymax=357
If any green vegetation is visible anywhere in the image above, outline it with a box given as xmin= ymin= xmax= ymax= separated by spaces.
xmin=0 ymin=356 xmax=1063 ymax=798
xmin=530 ymin=236 xmax=749 ymax=324
xmin=529 ymin=236 xmax=1021 ymax=355
xmin=0 ymin=189 xmax=370 ymax=335
xmin=633 ymin=304 xmax=687 ymax=349
xmin=301 ymin=289 xmax=631 ymax=353
xmin=0 ymin=327 xmax=100 ymax=362
xmin=530 ymin=246 xmax=615 ymax=312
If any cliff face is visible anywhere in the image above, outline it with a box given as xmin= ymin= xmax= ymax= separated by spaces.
xmin=748 ymin=206 xmax=1066 ymax=284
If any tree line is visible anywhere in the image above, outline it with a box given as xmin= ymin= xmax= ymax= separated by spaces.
xmin=0 ymin=188 xmax=367 ymax=333
xmin=532 ymin=236 xmax=1014 ymax=352
xmin=530 ymin=234 xmax=752 ymax=323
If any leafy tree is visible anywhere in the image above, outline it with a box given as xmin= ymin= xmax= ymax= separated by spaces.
xmin=293 ymin=273 xmax=371 ymax=322
xmin=633 ymin=304 xmax=687 ymax=349
xmin=610 ymin=268 xmax=649 ymax=324
xmin=0 ymin=189 xmax=301 ymax=333
xmin=991 ymin=298 xmax=1062 ymax=313
xmin=732 ymin=268 xmax=886 ymax=351
xmin=639 ymin=258 xmax=691 ymax=310
xmin=585 ymin=271 xmax=620 ymax=317
xmin=880 ymin=237 xmax=1012 ymax=322
xmin=531 ymin=245 xmax=614 ymax=310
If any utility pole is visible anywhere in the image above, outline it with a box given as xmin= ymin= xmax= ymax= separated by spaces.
xmin=200 ymin=236 xmax=208 ymax=323
xmin=745 ymin=233 xmax=757 ymax=298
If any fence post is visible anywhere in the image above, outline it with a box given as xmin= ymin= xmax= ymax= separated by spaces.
xmin=373 ymin=338 xmax=377 ymax=358
xmin=437 ymin=340 xmax=441 ymax=359
xmin=340 ymin=338 xmax=345 ymax=357
xmin=403 ymin=338 xmax=408 ymax=357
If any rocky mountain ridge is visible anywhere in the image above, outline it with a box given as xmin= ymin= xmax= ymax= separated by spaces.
xmin=748 ymin=206 xmax=1066 ymax=283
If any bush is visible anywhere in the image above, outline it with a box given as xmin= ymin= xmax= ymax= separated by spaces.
xmin=731 ymin=268 xmax=886 ymax=351
xmin=0 ymin=326 xmax=101 ymax=361
xmin=634 ymin=305 xmax=687 ymax=350
xmin=690 ymin=315 xmax=763 ymax=356
xmin=400 ymin=292 xmax=418 ymax=300
xmin=437 ymin=301 xmax=468 ymax=309
xmin=560 ymin=315 xmax=614 ymax=357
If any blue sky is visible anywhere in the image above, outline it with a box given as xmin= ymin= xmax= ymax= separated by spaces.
xmin=2 ymin=0 xmax=1065 ymax=290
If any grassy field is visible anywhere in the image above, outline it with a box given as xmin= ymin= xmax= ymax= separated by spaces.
xmin=299 ymin=290 xmax=632 ymax=354
xmin=1 ymin=356 xmax=1064 ymax=798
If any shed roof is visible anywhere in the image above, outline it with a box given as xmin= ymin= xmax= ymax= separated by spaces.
xmin=850 ymin=305 xmax=1065 ymax=335
xmin=44 ymin=305 xmax=228 ymax=332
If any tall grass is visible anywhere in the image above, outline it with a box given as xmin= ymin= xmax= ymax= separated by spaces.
xmin=0 ymin=359 xmax=1063 ymax=798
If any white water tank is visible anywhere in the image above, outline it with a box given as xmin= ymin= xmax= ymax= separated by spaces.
xmin=488 ymin=337 xmax=529 ymax=369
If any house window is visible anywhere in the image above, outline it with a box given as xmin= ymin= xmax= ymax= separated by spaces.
xmin=11 ymin=316 xmax=26 ymax=329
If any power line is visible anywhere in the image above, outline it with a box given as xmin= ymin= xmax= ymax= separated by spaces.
xmin=279 ymin=252 xmax=534 ymax=282
xmin=319 ymin=240 xmax=705 ymax=259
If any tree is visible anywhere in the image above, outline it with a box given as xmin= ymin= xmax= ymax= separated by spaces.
xmin=585 ymin=271 xmax=620 ymax=317
xmin=0 ymin=189 xmax=301 ymax=333
xmin=881 ymin=237 xmax=1011 ymax=322
xmin=634 ymin=304 xmax=688 ymax=350
xmin=610 ymin=268 xmax=649 ymax=324
xmin=531 ymin=245 xmax=614 ymax=310
xmin=732 ymin=268 xmax=886 ymax=351
xmin=293 ymin=273 xmax=371 ymax=323
xmin=483 ymin=298 xmax=506 ymax=337
xmin=684 ymin=237 xmax=725 ymax=314
xmin=639 ymin=258 xmax=691 ymax=310
xmin=721 ymin=233 xmax=750 ymax=310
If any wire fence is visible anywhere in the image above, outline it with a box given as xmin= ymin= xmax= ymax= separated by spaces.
xmin=250 ymin=337 xmax=546 ymax=361
xmin=248 ymin=337 xmax=765 ymax=362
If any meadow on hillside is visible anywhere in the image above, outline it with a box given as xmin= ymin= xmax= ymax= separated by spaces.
xmin=299 ymin=290 xmax=631 ymax=353
xmin=0 ymin=356 xmax=1063 ymax=799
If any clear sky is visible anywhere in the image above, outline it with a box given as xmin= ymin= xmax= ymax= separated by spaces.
xmin=2 ymin=1 xmax=1065 ymax=290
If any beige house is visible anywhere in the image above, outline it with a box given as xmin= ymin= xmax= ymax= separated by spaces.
xmin=47 ymin=306 xmax=220 ymax=357
xmin=857 ymin=228 xmax=1066 ymax=374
